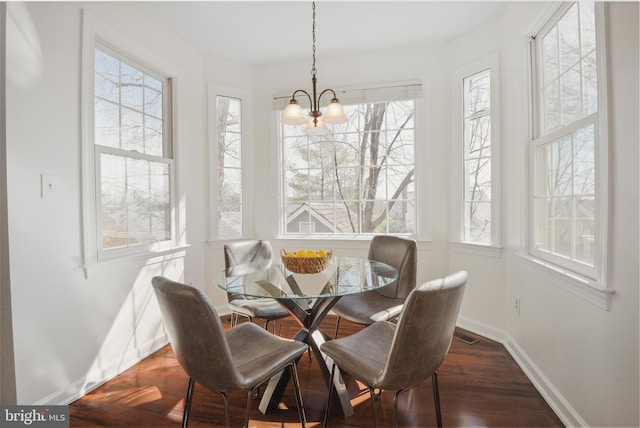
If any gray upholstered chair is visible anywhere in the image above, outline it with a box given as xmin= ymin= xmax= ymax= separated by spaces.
xmin=332 ymin=235 xmax=417 ymax=338
xmin=321 ymin=271 xmax=468 ymax=428
xmin=224 ymin=240 xmax=289 ymax=331
xmin=152 ymin=276 xmax=307 ymax=428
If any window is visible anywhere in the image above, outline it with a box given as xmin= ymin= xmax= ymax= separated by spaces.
xmin=208 ymin=85 xmax=251 ymax=242
xmin=279 ymin=85 xmax=420 ymax=236
xmin=214 ymin=94 xmax=243 ymax=240
xmin=529 ymin=1 xmax=607 ymax=281
xmin=463 ymin=69 xmax=493 ymax=245
xmin=452 ymin=56 xmax=500 ymax=250
xmin=92 ymin=43 xmax=174 ymax=258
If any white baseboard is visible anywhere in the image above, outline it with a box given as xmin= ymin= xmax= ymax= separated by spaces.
xmin=503 ymin=336 xmax=587 ymax=427
xmin=35 ymin=333 xmax=169 ymax=406
xmin=457 ymin=316 xmax=585 ymax=428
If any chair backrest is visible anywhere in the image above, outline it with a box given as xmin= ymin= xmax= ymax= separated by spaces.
xmin=380 ymin=271 xmax=468 ymax=391
xmin=224 ymin=240 xmax=274 ymax=276
xmin=368 ymin=235 xmax=417 ymax=299
xmin=152 ymin=276 xmax=244 ymax=392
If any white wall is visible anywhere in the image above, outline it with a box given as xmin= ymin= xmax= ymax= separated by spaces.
xmin=6 ymin=2 xmax=206 ymax=405
xmin=501 ymin=3 xmax=639 ymax=426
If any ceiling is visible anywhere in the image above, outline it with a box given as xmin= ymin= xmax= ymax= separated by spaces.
xmin=147 ymin=1 xmax=510 ymax=65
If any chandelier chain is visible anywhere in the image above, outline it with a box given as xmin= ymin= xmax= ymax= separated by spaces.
xmin=311 ymin=1 xmax=317 ymax=78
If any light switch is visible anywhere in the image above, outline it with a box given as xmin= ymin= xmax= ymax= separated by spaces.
xmin=41 ymin=174 xmax=58 ymax=199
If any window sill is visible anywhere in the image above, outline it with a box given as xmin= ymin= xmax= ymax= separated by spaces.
xmin=515 ymin=252 xmax=614 ymax=310
xmin=80 ymin=244 xmax=191 ymax=278
xmin=450 ymin=242 xmax=503 ymax=258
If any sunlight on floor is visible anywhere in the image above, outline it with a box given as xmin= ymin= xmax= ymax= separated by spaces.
xmin=88 ymin=385 xmax=163 ymax=406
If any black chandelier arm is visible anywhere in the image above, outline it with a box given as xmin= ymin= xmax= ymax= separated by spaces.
xmin=318 ymin=88 xmax=339 ymax=105
xmin=289 ymin=89 xmax=314 ymax=110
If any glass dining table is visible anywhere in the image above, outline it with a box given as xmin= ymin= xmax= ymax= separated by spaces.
xmin=217 ymin=255 xmax=398 ymax=419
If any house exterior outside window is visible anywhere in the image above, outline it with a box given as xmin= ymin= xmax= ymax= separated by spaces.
xmin=529 ymin=1 xmax=608 ymax=283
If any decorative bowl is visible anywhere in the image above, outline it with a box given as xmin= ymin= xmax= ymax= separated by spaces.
xmin=280 ymin=249 xmax=333 ymax=274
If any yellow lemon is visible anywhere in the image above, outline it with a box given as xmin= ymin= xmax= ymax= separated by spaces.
xmin=318 ymin=249 xmax=327 ymax=257
xmin=295 ymin=250 xmax=306 ymax=257
xmin=286 ymin=252 xmax=295 ymax=257
xmin=306 ymin=250 xmax=317 ymax=257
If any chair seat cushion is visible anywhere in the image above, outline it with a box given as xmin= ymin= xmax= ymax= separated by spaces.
xmin=229 ymin=298 xmax=289 ymax=320
xmin=225 ymin=322 xmax=307 ymax=388
xmin=332 ymin=292 xmax=404 ymax=325
xmin=321 ymin=321 xmax=397 ymax=389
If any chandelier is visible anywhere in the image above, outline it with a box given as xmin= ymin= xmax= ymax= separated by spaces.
xmin=281 ymin=2 xmax=347 ymax=135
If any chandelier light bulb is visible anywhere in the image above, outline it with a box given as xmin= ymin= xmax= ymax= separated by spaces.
xmin=305 ymin=116 xmax=329 ymax=135
xmin=282 ymin=100 xmax=306 ymax=125
xmin=323 ymin=98 xmax=348 ymax=124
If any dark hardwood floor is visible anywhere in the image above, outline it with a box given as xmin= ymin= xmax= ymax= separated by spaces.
xmin=70 ymin=316 xmax=564 ymax=427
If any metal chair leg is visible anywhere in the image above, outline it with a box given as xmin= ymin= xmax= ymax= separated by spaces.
xmin=432 ymin=371 xmax=442 ymax=428
xmin=322 ymin=364 xmax=337 ymax=428
xmin=393 ymin=388 xmax=410 ymax=428
xmin=222 ymin=392 xmax=230 ymax=428
xmin=368 ymin=386 xmax=379 ymax=428
xmin=333 ymin=315 xmax=341 ymax=339
xmin=181 ymin=377 xmax=195 ymax=428
xmin=213 ymin=390 xmax=230 ymax=428
xmin=244 ymin=388 xmax=255 ymax=428
xmin=289 ymin=363 xmax=307 ymax=427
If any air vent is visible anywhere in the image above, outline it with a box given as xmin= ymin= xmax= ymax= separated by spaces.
xmin=454 ymin=332 xmax=480 ymax=345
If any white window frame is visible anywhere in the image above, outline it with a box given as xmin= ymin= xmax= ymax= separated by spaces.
xmin=81 ymin=11 xmax=179 ymax=266
xmin=274 ymin=82 xmax=423 ymax=239
xmin=451 ymin=54 xmax=501 ymax=256
xmin=526 ymin=2 xmax=610 ymax=299
xmin=208 ymin=84 xmax=253 ymax=243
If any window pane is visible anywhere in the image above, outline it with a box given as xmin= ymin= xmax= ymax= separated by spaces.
xmin=560 ymin=65 xmax=582 ymax=126
xmin=574 ymin=126 xmax=595 ymax=194
xmin=540 ymin=1 xmax=597 ymax=135
xmin=281 ymin=99 xmax=416 ymax=235
xmin=465 ymin=71 xmax=491 ymax=115
xmin=534 ymin=125 xmax=595 ymax=266
xmin=101 ymin=154 xmax=127 ymax=249
xmin=464 ymin=201 xmax=491 ymax=244
xmin=121 ymin=63 xmax=144 ymax=110
xmin=582 ymin=52 xmax=598 ymax=116
xmin=549 ymin=135 xmax=573 ymax=196
xmin=121 ymin=107 xmax=144 ymax=152
xmin=466 ymin=116 xmax=491 ymax=158
xmin=576 ymin=197 xmax=595 ymax=265
xmin=558 ymin=4 xmax=580 ymax=73
xmin=94 ymin=46 xmax=172 ymax=253
xmin=95 ymin=48 xmax=166 ymax=157
xmin=542 ymin=27 xmax=559 ymax=87
xmin=145 ymin=116 xmax=163 ymax=157
xmin=95 ymin=99 xmax=119 ymax=148
xmin=462 ymin=69 xmax=493 ymax=245
xmin=145 ymin=86 xmax=163 ymax=119
xmin=216 ymin=95 xmax=243 ymax=239
xmin=218 ymin=168 xmax=242 ymax=239
xmin=579 ymin=1 xmax=596 ymax=54
xmin=465 ymin=158 xmax=492 ymax=201
xmin=101 ymin=154 xmax=170 ymax=248
xmin=532 ymin=1 xmax=600 ymax=273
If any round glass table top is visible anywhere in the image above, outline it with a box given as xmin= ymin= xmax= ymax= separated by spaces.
xmin=217 ymin=256 xmax=398 ymax=300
